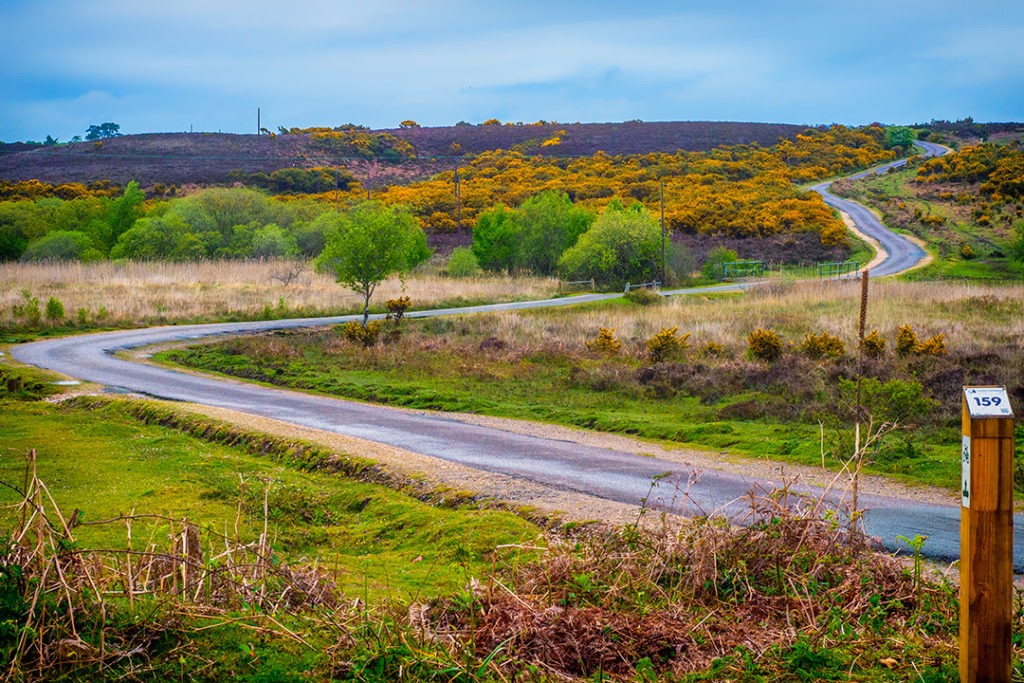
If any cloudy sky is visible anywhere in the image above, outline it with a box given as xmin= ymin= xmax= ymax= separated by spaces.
xmin=2 ymin=0 xmax=1022 ymax=142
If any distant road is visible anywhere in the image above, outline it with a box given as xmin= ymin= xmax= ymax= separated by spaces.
xmin=15 ymin=139 xmax=1009 ymax=569
xmin=811 ymin=140 xmax=948 ymax=276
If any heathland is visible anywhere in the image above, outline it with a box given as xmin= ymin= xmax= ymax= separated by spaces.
xmin=1 ymin=118 xmax=1023 ymax=680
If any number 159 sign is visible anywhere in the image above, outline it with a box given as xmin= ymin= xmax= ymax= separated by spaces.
xmin=964 ymin=387 xmax=1013 ymax=418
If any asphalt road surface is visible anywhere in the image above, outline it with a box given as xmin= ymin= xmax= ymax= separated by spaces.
xmin=811 ymin=140 xmax=948 ymax=277
xmin=13 ymin=142 xmax=1023 ymax=569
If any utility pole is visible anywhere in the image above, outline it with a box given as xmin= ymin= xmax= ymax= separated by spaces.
xmin=660 ymin=178 xmax=666 ymax=285
xmin=454 ymin=160 xmax=462 ymax=243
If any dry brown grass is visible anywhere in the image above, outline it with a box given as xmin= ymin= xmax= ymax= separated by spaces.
xmin=0 ymin=260 xmax=559 ymax=327
xmin=485 ymin=279 xmax=1024 ymax=356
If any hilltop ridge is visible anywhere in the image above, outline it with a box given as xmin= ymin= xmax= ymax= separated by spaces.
xmin=0 ymin=120 xmax=808 ymax=186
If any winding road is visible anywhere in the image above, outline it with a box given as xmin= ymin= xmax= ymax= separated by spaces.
xmin=13 ymin=141 xmax=1022 ymax=569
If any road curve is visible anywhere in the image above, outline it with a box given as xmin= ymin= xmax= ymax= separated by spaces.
xmin=11 ymin=290 xmax=1022 ymax=569
xmin=811 ymin=140 xmax=948 ymax=277
xmin=12 ymin=140 xmax=1016 ymax=568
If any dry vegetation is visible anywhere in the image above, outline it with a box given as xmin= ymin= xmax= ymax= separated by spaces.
xmin=482 ymin=279 xmax=1024 ymax=354
xmin=0 ymin=259 xmax=559 ymax=328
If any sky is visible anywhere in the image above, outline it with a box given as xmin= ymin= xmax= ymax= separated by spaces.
xmin=1 ymin=0 xmax=1022 ymax=142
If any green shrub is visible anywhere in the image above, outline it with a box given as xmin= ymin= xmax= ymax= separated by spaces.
xmin=446 ymin=247 xmax=480 ymax=277
xmin=861 ymin=329 xmax=886 ymax=358
xmin=586 ymin=327 xmax=623 ymax=356
xmin=838 ymin=377 xmax=936 ymax=425
xmin=960 ymin=243 xmax=976 ymax=260
xmin=747 ymin=328 xmax=783 ymax=362
xmin=625 ymin=288 xmax=661 ymax=306
xmin=702 ymin=246 xmax=739 ymax=280
xmin=45 ymin=296 xmax=65 ymax=322
xmin=798 ymin=331 xmax=845 ymax=360
xmin=645 ymin=326 xmax=690 ymax=363
xmin=11 ymin=289 xmax=41 ymax=326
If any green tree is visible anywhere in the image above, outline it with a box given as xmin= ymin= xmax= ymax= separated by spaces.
xmin=249 ymin=224 xmax=299 ymax=258
xmin=557 ymin=201 xmax=660 ymax=288
xmin=85 ymin=122 xmax=121 ymax=140
xmin=314 ymin=202 xmax=431 ymax=326
xmin=446 ymin=246 xmax=480 ymax=277
xmin=105 ymin=181 xmax=146 ymax=247
xmin=21 ymin=230 xmax=102 ymax=262
xmin=518 ymin=190 xmax=594 ymax=275
xmin=111 ymin=214 xmax=206 ymax=261
xmin=884 ymin=126 xmax=915 ymax=150
xmin=471 ymin=205 xmax=522 ymax=273
xmin=701 ymin=246 xmax=739 ymax=280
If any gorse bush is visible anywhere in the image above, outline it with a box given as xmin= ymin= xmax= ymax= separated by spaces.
xmin=895 ymin=324 xmax=919 ymax=357
xmin=798 ymin=331 xmax=845 ymax=360
xmin=861 ymin=329 xmax=886 ymax=358
xmin=645 ymin=326 xmax=690 ymax=363
xmin=916 ymin=333 xmax=948 ymax=356
xmin=747 ymin=327 xmax=783 ymax=362
xmin=586 ymin=327 xmax=623 ymax=356
xmin=384 ymin=296 xmax=411 ymax=322
xmin=340 ymin=320 xmax=382 ymax=346
xmin=895 ymin=324 xmax=947 ymax=357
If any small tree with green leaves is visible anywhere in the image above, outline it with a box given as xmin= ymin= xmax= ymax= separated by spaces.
xmin=45 ymin=297 xmax=65 ymax=322
xmin=315 ymin=202 xmax=431 ymax=326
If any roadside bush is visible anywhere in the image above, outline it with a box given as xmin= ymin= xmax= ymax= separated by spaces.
xmin=340 ymin=320 xmax=382 ymax=346
xmin=701 ymin=246 xmax=739 ymax=280
xmin=747 ymin=328 xmax=783 ymax=362
xmin=558 ymin=200 xmax=660 ymax=289
xmin=861 ymin=329 xmax=886 ymax=358
xmin=45 ymin=296 xmax=64 ymax=322
xmin=385 ymin=296 xmax=411 ymax=323
xmin=586 ymin=327 xmax=623 ymax=356
xmin=11 ymin=289 xmax=41 ymax=326
xmin=798 ymin=331 xmax=845 ymax=360
xmin=624 ymin=288 xmax=661 ymax=305
xmin=446 ymin=247 xmax=480 ymax=277
xmin=645 ymin=326 xmax=690 ymax=363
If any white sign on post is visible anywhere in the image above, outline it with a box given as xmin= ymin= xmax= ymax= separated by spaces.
xmin=964 ymin=387 xmax=1013 ymax=418
xmin=961 ymin=435 xmax=971 ymax=508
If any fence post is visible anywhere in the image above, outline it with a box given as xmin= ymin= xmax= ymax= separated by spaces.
xmin=960 ymin=386 xmax=1014 ymax=682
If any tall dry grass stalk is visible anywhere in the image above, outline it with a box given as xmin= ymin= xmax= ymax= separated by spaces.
xmin=0 ymin=260 xmax=559 ymax=327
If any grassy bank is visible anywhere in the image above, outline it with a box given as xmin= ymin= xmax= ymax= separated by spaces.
xmin=0 ymin=393 xmax=972 ymax=680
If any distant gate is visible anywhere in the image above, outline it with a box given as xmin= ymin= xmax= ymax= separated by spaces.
xmin=817 ymin=261 xmax=861 ymax=279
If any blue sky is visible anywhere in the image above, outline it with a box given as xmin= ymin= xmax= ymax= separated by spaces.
xmin=1 ymin=0 xmax=1022 ymax=142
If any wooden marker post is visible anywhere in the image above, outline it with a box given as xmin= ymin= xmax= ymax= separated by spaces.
xmin=960 ymin=386 xmax=1015 ymax=682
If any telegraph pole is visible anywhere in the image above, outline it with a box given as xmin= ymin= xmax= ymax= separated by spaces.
xmin=454 ymin=160 xmax=462 ymax=243
xmin=660 ymin=178 xmax=666 ymax=284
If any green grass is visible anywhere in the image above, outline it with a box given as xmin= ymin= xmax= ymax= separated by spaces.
xmin=0 ymin=398 xmax=541 ymax=600
xmin=158 ymin=323 xmax=977 ymax=492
